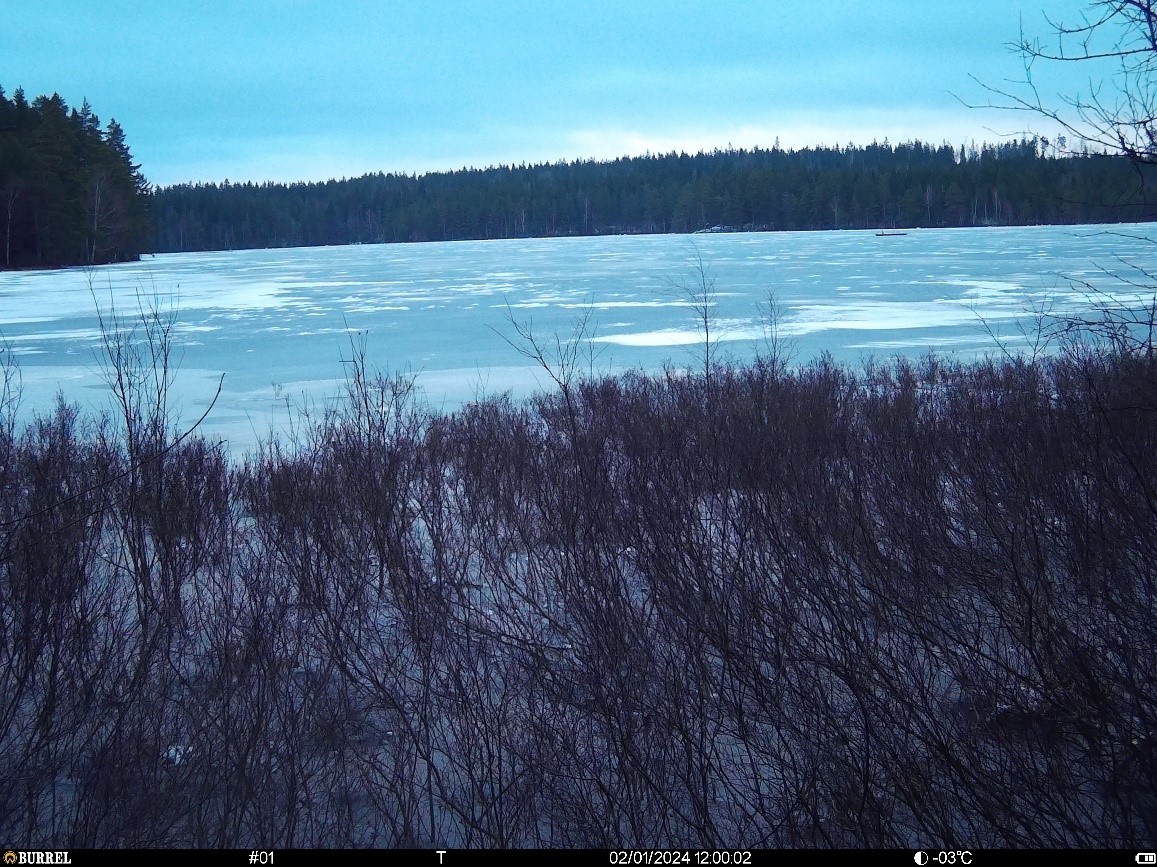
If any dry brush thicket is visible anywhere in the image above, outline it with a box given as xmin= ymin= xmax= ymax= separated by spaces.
xmin=0 ymin=329 xmax=1154 ymax=847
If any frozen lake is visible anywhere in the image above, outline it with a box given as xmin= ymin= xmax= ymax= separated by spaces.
xmin=1 ymin=223 xmax=1154 ymax=452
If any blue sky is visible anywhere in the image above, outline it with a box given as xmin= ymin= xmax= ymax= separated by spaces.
xmin=3 ymin=1 xmax=1098 ymax=186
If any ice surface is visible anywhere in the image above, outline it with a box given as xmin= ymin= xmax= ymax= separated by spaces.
xmin=1 ymin=224 xmax=1154 ymax=452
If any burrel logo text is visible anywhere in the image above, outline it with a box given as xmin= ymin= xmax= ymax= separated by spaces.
xmin=3 ymin=854 xmax=71 ymax=865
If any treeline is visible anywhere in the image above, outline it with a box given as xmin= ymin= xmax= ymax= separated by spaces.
xmin=1 ymin=317 xmax=1154 ymax=846
xmin=153 ymin=139 xmax=1157 ymax=252
xmin=0 ymin=86 xmax=150 ymax=269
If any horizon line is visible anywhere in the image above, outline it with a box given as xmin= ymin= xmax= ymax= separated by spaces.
xmin=152 ymin=134 xmax=1093 ymax=190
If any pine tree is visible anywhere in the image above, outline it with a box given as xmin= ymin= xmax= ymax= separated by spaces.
xmin=0 ymin=86 xmax=151 ymax=268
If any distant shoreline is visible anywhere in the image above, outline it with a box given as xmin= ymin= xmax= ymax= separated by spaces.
xmin=146 ymin=214 xmax=1157 ymax=257
xmin=138 ymin=217 xmax=1157 ymax=259
xmin=7 ymin=217 xmax=1157 ymax=274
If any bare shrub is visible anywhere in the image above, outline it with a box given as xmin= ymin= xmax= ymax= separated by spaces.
xmin=2 ymin=287 xmax=1154 ymax=847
